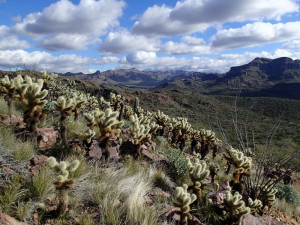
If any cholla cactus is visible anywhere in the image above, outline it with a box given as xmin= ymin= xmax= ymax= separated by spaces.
xmin=171 ymin=117 xmax=192 ymax=150
xmin=85 ymin=129 xmax=96 ymax=144
xmin=42 ymin=70 xmax=58 ymax=90
xmin=173 ymin=184 xmax=197 ymax=225
xmin=71 ymin=92 xmax=86 ymax=120
xmin=247 ymin=197 xmax=263 ymax=215
xmin=259 ymin=187 xmax=277 ymax=209
xmin=192 ymin=129 xmax=220 ymax=159
xmin=129 ymin=114 xmax=151 ymax=156
xmin=154 ymin=110 xmax=171 ymax=136
xmin=187 ymin=158 xmax=210 ymax=197
xmin=224 ymin=147 xmax=252 ymax=183
xmin=133 ymin=97 xmax=144 ymax=116
xmin=85 ymin=93 xmax=98 ymax=110
xmin=84 ymin=108 xmax=124 ymax=150
xmin=209 ymin=162 xmax=220 ymax=184
xmin=223 ymin=187 xmax=250 ymax=225
xmin=48 ymin=157 xmax=80 ymax=217
xmin=0 ymin=75 xmax=17 ymax=113
xmin=99 ymin=96 xmax=110 ymax=110
xmin=15 ymin=76 xmax=48 ymax=135
xmin=123 ymin=105 xmax=134 ymax=119
xmin=53 ymin=96 xmax=75 ymax=147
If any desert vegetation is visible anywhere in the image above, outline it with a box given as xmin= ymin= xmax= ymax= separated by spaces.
xmin=0 ymin=71 xmax=299 ymax=225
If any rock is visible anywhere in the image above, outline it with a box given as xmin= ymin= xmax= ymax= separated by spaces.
xmin=31 ymin=155 xmax=48 ymax=166
xmin=107 ymin=146 xmax=120 ymax=162
xmin=29 ymin=155 xmax=49 ymax=175
xmin=141 ymin=149 xmax=155 ymax=161
xmin=0 ymin=213 xmax=28 ymax=225
xmin=37 ymin=128 xmax=58 ymax=149
xmin=242 ymin=214 xmax=285 ymax=225
xmin=88 ymin=140 xmax=102 ymax=159
xmin=2 ymin=115 xmax=25 ymax=130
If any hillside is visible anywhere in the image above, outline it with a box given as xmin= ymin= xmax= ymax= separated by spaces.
xmin=154 ymin=57 xmax=300 ymax=99
xmin=0 ymin=70 xmax=299 ymax=225
xmin=64 ymin=69 xmax=193 ymax=88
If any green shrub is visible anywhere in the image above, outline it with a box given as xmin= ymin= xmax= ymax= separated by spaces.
xmin=275 ymin=184 xmax=300 ymax=204
xmin=167 ymin=148 xmax=188 ymax=177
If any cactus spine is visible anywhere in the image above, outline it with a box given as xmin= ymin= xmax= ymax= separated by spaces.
xmin=173 ymin=184 xmax=197 ymax=225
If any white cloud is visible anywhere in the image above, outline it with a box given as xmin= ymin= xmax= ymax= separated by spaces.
xmin=117 ymin=49 xmax=300 ymax=73
xmin=39 ymin=33 xmax=101 ymax=51
xmin=99 ymin=30 xmax=159 ymax=54
xmin=132 ymin=0 xmax=298 ymax=37
xmin=0 ymin=50 xmax=93 ymax=73
xmin=12 ymin=0 xmax=125 ymax=36
xmin=211 ymin=22 xmax=300 ymax=50
xmin=0 ymin=37 xmax=30 ymax=50
xmin=0 ymin=25 xmax=9 ymax=36
xmin=282 ymin=40 xmax=300 ymax=49
xmin=94 ymin=56 xmax=120 ymax=64
xmin=160 ymin=36 xmax=210 ymax=55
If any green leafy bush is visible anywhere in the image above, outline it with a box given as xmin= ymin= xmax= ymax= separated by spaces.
xmin=167 ymin=148 xmax=188 ymax=177
xmin=275 ymin=184 xmax=300 ymax=204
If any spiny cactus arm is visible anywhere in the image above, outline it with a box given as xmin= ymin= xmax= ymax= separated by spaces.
xmin=248 ymin=197 xmax=263 ymax=214
xmin=173 ymin=184 xmax=197 ymax=225
xmin=53 ymin=96 xmax=75 ymax=113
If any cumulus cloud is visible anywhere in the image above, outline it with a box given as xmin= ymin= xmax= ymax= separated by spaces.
xmin=160 ymin=36 xmax=210 ymax=55
xmin=132 ymin=0 xmax=298 ymax=37
xmin=117 ymin=48 xmax=300 ymax=73
xmin=0 ymin=37 xmax=30 ymax=50
xmin=39 ymin=33 xmax=101 ymax=51
xmin=211 ymin=22 xmax=300 ymax=50
xmin=0 ymin=50 xmax=94 ymax=73
xmin=282 ymin=40 xmax=300 ymax=49
xmin=99 ymin=30 xmax=159 ymax=54
xmin=12 ymin=0 xmax=125 ymax=36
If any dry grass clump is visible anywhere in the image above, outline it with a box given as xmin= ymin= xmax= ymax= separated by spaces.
xmin=83 ymin=160 xmax=162 ymax=225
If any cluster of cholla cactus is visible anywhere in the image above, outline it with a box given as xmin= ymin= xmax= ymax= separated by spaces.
xmin=173 ymin=184 xmax=197 ymax=225
xmin=222 ymin=187 xmax=250 ymax=225
xmin=71 ymin=92 xmax=86 ymax=121
xmin=110 ymin=93 xmax=124 ymax=120
xmin=84 ymin=108 xmax=124 ymax=150
xmin=191 ymin=129 xmax=220 ymax=159
xmin=42 ymin=70 xmax=58 ymax=90
xmin=129 ymin=114 xmax=152 ymax=156
xmin=258 ymin=186 xmax=277 ymax=210
xmin=53 ymin=96 xmax=75 ymax=147
xmin=170 ymin=117 xmax=192 ymax=150
xmin=133 ymin=97 xmax=144 ymax=116
xmin=48 ymin=157 xmax=80 ymax=217
xmin=0 ymin=75 xmax=17 ymax=113
xmin=247 ymin=197 xmax=263 ymax=215
xmin=187 ymin=158 xmax=210 ymax=197
xmin=99 ymin=96 xmax=110 ymax=110
xmin=224 ymin=147 xmax=252 ymax=184
xmin=209 ymin=162 xmax=220 ymax=184
xmin=154 ymin=110 xmax=171 ymax=136
xmin=15 ymin=76 xmax=48 ymax=135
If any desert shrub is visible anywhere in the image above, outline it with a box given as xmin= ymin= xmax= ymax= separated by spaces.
xmin=275 ymin=184 xmax=300 ymax=204
xmin=167 ymin=148 xmax=188 ymax=177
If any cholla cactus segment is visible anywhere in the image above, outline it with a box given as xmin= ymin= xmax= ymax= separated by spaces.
xmin=223 ymin=187 xmax=250 ymax=224
xmin=84 ymin=108 xmax=124 ymax=146
xmin=187 ymin=158 xmax=210 ymax=195
xmin=85 ymin=94 xmax=98 ymax=110
xmin=260 ymin=187 xmax=277 ymax=208
xmin=99 ymin=96 xmax=110 ymax=110
xmin=85 ymin=129 xmax=96 ymax=144
xmin=173 ymin=184 xmax=197 ymax=225
xmin=224 ymin=147 xmax=252 ymax=170
xmin=248 ymin=197 xmax=263 ymax=213
xmin=53 ymin=96 xmax=75 ymax=114
xmin=129 ymin=114 xmax=151 ymax=145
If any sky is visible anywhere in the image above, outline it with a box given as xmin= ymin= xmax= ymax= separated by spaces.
xmin=0 ymin=0 xmax=300 ymax=74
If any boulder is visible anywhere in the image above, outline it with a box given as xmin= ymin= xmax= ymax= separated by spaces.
xmin=0 ymin=213 xmax=28 ymax=225
xmin=37 ymin=128 xmax=58 ymax=149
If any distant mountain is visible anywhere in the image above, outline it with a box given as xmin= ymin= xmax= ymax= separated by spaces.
xmin=63 ymin=69 xmax=193 ymax=88
xmin=153 ymin=57 xmax=300 ymax=99
xmin=215 ymin=57 xmax=300 ymax=88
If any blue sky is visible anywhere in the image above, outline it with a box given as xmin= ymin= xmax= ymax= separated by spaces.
xmin=0 ymin=0 xmax=300 ymax=73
